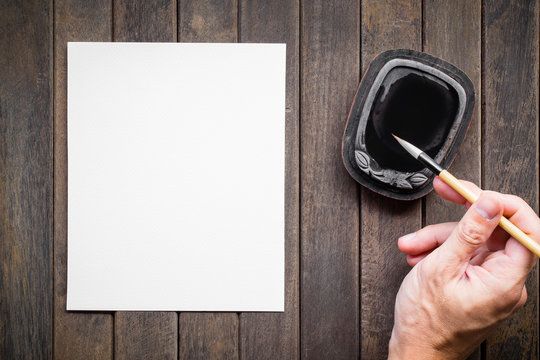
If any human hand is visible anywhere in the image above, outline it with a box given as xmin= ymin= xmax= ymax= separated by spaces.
xmin=388 ymin=177 xmax=540 ymax=360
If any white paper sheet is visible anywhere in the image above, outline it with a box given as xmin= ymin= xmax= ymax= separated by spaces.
xmin=67 ymin=42 xmax=285 ymax=311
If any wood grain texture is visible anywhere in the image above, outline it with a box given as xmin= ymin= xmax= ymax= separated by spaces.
xmin=300 ymin=1 xmax=360 ymax=358
xmin=115 ymin=312 xmax=177 ymax=359
xmin=0 ymin=0 xmax=52 ymax=358
xmin=53 ymin=0 xmax=114 ymax=359
xmin=178 ymin=1 xmax=239 ymax=358
xmin=114 ymin=0 xmax=177 ymax=42
xmin=179 ymin=0 xmax=237 ymax=42
xmin=423 ymin=1 xmax=482 ymax=358
xmin=180 ymin=313 xmax=238 ymax=360
xmin=238 ymin=0 xmax=299 ymax=358
xmin=424 ymin=0 xmax=481 ymax=223
xmin=483 ymin=1 xmax=539 ymax=358
xmin=112 ymin=1 xmax=179 ymax=359
xmin=4 ymin=1 xmax=538 ymax=357
xmin=360 ymin=1 xmax=421 ymax=358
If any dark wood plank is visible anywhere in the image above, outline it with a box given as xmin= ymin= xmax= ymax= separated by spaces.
xmin=53 ymin=0 xmax=114 ymax=358
xmin=0 ymin=0 xmax=52 ymax=358
xmin=300 ymin=1 xmax=359 ymax=358
xmin=424 ymin=0 xmax=481 ymax=223
xmin=114 ymin=0 xmax=177 ymax=42
xmin=180 ymin=313 xmax=238 ymax=359
xmin=360 ymin=1 xmax=421 ymax=358
xmin=238 ymin=0 xmax=299 ymax=358
xmin=179 ymin=0 xmax=237 ymax=42
xmin=483 ymin=1 xmax=539 ymax=358
xmin=114 ymin=310 xmax=178 ymax=360
xmin=423 ymin=1 xmax=482 ymax=359
xmin=115 ymin=312 xmax=177 ymax=359
xmin=178 ymin=1 xmax=239 ymax=358
xmin=112 ymin=1 xmax=178 ymax=359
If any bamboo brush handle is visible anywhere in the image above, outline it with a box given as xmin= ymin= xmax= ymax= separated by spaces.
xmin=439 ymin=170 xmax=479 ymax=203
xmin=439 ymin=170 xmax=540 ymax=258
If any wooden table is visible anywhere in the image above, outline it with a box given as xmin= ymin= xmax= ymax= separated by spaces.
xmin=1 ymin=0 xmax=538 ymax=359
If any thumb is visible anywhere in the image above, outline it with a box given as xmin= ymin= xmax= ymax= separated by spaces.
xmin=440 ymin=192 xmax=503 ymax=266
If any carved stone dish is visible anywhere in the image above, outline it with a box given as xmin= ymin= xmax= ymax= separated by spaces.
xmin=342 ymin=49 xmax=475 ymax=200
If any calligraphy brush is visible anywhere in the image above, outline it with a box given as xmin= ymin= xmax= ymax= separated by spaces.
xmin=392 ymin=134 xmax=540 ymax=258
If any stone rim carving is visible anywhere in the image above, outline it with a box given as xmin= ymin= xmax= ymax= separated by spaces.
xmin=354 ymin=150 xmax=428 ymax=190
xmin=342 ymin=49 xmax=475 ymax=200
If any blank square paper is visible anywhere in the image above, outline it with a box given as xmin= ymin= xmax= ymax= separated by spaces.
xmin=67 ymin=42 xmax=285 ymax=311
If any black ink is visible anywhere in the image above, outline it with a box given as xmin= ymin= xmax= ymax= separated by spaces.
xmin=365 ymin=67 xmax=459 ymax=171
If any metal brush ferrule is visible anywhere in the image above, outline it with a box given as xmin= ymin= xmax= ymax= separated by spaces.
xmin=418 ymin=152 xmax=444 ymax=174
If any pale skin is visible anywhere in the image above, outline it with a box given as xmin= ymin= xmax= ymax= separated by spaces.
xmin=388 ymin=176 xmax=540 ymax=360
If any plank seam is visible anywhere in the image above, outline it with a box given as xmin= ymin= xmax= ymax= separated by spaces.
xmin=420 ymin=0 xmax=426 ymax=234
xmin=51 ymin=0 xmax=56 ymax=357
xmin=480 ymin=0 xmax=485 ymax=192
xmin=177 ymin=0 xmax=180 ymax=42
xmin=236 ymin=3 xmax=241 ymax=358
xmin=298 ymin=0 xmax=303 ymax=358
xmin=236 ymin=0 xmax=241 ymax=43
xmin=537 ymin=0 xmax=540 ymax=355
xmin=174 ymin=0 xmax=178 ymax=42
xmin=112 ymin=2 xmax=116 ymax=358
xmin=111 ymin=0 xmax=115 ymax=42
xmin=357 ymin=9 xmax=361 ymax=360
xmin=49 ymin=0 xmax=56 ymax=358
xmin=421 ymin=0 xmax=425 ymax=52
xmin=295 ymin=1 xmax=301 ymax=358
xmin=479 ymin=2 xmax=486 ymax=357
xmin=176 ymin=2 xmax=181 ymax=358
xmin=112 ymin=312 xmax=116 ymax=359
xmin=480 ymin=22 xmax=486 ymax=359
xmin=237 ymin=312 xmax=241 ymax=360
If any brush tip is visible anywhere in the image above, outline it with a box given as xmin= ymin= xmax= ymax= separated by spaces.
xmin=391 ymin=133 xmax=423 ymax=159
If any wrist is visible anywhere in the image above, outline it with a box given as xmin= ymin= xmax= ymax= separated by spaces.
xmin=388 ymin=330 xmax=458 ymax=360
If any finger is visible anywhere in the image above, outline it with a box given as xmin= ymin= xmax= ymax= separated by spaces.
xmin=516 ymin=286 xmax=528 ymax=310
xmin=497 ymin=194 xmax=540 ymax=270
xmin=398 ymin=222 xmax=456 ymax=255
xmin=500 ymin=194 xmax=540 ymax=236
xmin=486 ymin=226 xmax=510 ymax=251
xmin=433 ymin=177 xmax=538 ymax=242
xmin=469 ymin=248 xmax=493 ymax=266
xmin=407 ymin=239 xmax=495 ymax=266
xmin=406 ymin=251 xmax=432 ymax=266
xmin=505 ymin=285 xmax=528 ymax=316
xmin=439 ymin=192 xmax=503 ymax=267
xmin=434 ymin=175 xmax=540 ymax=270
xmin=433 ymin=176 xmax=482 ymax=205
xmin=505 ymin=237 xmax=537 ymax=273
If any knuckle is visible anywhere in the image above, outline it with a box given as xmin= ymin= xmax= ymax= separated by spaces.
xmin=457 ymin=221 xmax=484 ymax=247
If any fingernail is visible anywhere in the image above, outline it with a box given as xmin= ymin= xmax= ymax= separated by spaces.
xmin=475 ymin=195 xmax=500 ymax=220
xmin=399 ymin=232 xmax=416 ymax=243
